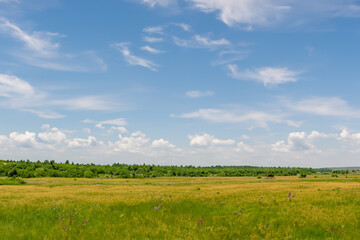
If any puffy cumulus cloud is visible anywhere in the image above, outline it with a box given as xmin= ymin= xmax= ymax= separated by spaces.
xmin=338 ymin=129 xmax=360 ymax=143
xmin=228 ymin=65 xmax=299 ymax=86
xmin=9 ymin=131 xmax=39 ymax=148
xmin=68 ymin=136 xmax=100 ymax=148
xmin=272 ymin=132 xmax=315 ymax=153
xmin=111 ymin=42 xmax=159 ymax=71
xmin=188 ymin=133 xmax=235 ymax=147
xmin=235 ymin=142 xmax=254 ymax=152
xmin=308 ymin=130 xmax=334 ymax=139
xmin=113 ymin=131 xmax=150 ymax=153
xmin=152 ymin=138 xmax=176 ymax=148
xmin=189 ymin=0 xmax=290 ymax=27
xmin=38 ymin=125 xmax=67 ymax=144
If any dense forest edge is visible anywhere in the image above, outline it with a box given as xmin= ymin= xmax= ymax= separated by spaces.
xmin=2 ymin=159 xmax=355 ymax=180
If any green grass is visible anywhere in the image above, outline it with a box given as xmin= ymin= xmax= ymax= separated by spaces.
xmin=0 ymin=176 xmax=359 ymax=239
xmin=0 ymin=177 xmax=26 ymax=185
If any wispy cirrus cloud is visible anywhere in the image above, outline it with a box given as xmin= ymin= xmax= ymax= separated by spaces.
xmin=112 ymin=42 xmax=159 ymax=71
xmin=179 ymin=107 xmax=299 ymax=128
xmin=188 ymin=0 xmax=290 ymax=27
xmin=143 ymin=36 xmax=164 ymax=43
xmin=185 ymin=90 xmax=214 ymax=98
xmin=0 ymin=17 xmax=107 ymax=72
xmin=143 ymin=25 xmax=164 ymax=34
xmin=141 ymin=45 xmax=164 ymax=54
xmin=0 ymin=73 xmax=116 ymax=119
xmin=228 ymin=64 xmax=300 ymax=86
xmin=173 ymin=35 xmax=230 ymax=49
xmin=283 ymin=97 xmax=360 ymax=118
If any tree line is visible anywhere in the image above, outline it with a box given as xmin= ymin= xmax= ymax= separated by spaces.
xmin=0 ymin=160 xmax=317 ymax=178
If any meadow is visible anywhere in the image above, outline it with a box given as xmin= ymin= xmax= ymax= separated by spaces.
xmin=0 ymin=176 xmax=359 ymax=240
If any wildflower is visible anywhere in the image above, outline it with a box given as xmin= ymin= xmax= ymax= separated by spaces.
xmin=159 ymin=206 xmax=162 ymax=209
xmin=288 ymin=192 xmax=291 ymax=197
xmin=84 ymin=220 xmax=88 ymax=224
xmin=325 ymin=229 xmax=328 ymax=232
xmin=63 ymin=227 xmax=66 ymax=230
xmin=197 ymin=218 xmax=204 ymax=225
xmin=234 ymin=212 xmax=238 ymax=215
xmin=266 ymin=224 xmax=269 ymax=228
xmin=154 ymin=206 xmax=158 ymax=210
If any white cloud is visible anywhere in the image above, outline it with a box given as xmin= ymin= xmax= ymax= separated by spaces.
xmin=140 ymin=0 xmax=176 ymax=8
xmin=272 ymin=132 xmax=315 ymax=152
xmin=174 ymin=35 xmax=230 ymax=49
xmin=143 ymin=36 xmax=164 ymax=43
xmin=175 ymin=23 xmax=191 ymax=31
xmin=285 ymin=97 xmax=360 ymax=118
xmin=0 ymin=73 xmax=114 ymax=118
xmin=113 ymin=131 xmax=150 ymax=153
xmin=95 ymin=118 xmax=127 ymax=129
xmin=141 ymin=45 xmax=164 ymax=54
xmin=180 ymin=108 xmax=295 ymax=128
xmin=9 ymin=131 xmax=39 ymax=148
xmin=21 ymin=109 xmax=66 ymax=119
xmin=235 ymin=142 xmax=254 ymax=152
xmin=338 ymin=128 xmax=360 ymax=143
xmin=188 ymin=133 xmax=235 ymax=147
xmin=185 ymin=90 xmax=214 ymax=98
xmin=38 ymin=126 xmax=67 ymax=144
xmin=143 ymin=26 xmax=163 ymax=34
xmin=228 ymin=64 xmax=299 ymax=86
xmin=0 ymin=17 xmax=59 ymax=57
xmin=68 ymin=136 xmax=99 ymax=148
xmin=111 ymin=42 xmax=159 ymax=71
xmin=152 ymin=138 xmax=176 ymax=148
xmin=0 ymin=73 xmax=34 ymax=97
xmin=189 ymin=0 xmax=290 ymax=27
xmin=51 ymin=96 xmax=114 ymax=111
xmin=0 ymin=17 xmax=106 ymax=72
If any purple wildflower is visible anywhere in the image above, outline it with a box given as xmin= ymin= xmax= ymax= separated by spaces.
xmin=266 ymin=224 xmax=269 ymax=228
xmin=154 ymin=206 xmax=158 ymax=210
xmin=234 ymin=212 xmax=238 ymax=215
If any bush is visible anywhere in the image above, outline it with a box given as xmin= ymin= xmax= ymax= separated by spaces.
xmin=84 ymin=170 xmax=94 ymax=178
xmin=332 ymin=174 xmax=339 ymax=178
xmin=7 ymin=168 xmax=18 ymax=177
xmin=299 ymin=173 xmax=307 ymax=178
xmin=0 ymin=177 xmax=26 ymax=185
xmin=257 ymin=175 xmax=262 ymax=179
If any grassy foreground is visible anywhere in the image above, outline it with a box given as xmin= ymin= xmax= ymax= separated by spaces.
xmin=0 ymin=176 xmax=359 ymax=239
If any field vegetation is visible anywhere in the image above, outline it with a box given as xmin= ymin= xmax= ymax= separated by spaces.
xmin=1 ymin=174 xmax=359 ymax=239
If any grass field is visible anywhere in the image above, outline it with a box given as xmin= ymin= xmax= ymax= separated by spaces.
xmin=1 ymin=176 xmax=359 ymax=239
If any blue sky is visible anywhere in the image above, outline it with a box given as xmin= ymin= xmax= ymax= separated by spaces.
xmin=1 ymin=0 xmax=360 ymax=167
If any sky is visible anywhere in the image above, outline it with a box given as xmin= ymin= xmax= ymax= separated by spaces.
xmin=0 ymin=0 xmax=360 ymax=167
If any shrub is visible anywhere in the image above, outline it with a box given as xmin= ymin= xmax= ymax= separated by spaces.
xmin=299 ymin=173 xmax=307 ymax=178
xmin=257 ymin=175 xmax=262 ymax=179
xmin=7 ymin=168 xmax=18 ymax=177
xmin=84 ymin=170 xmax=94 ymax=178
